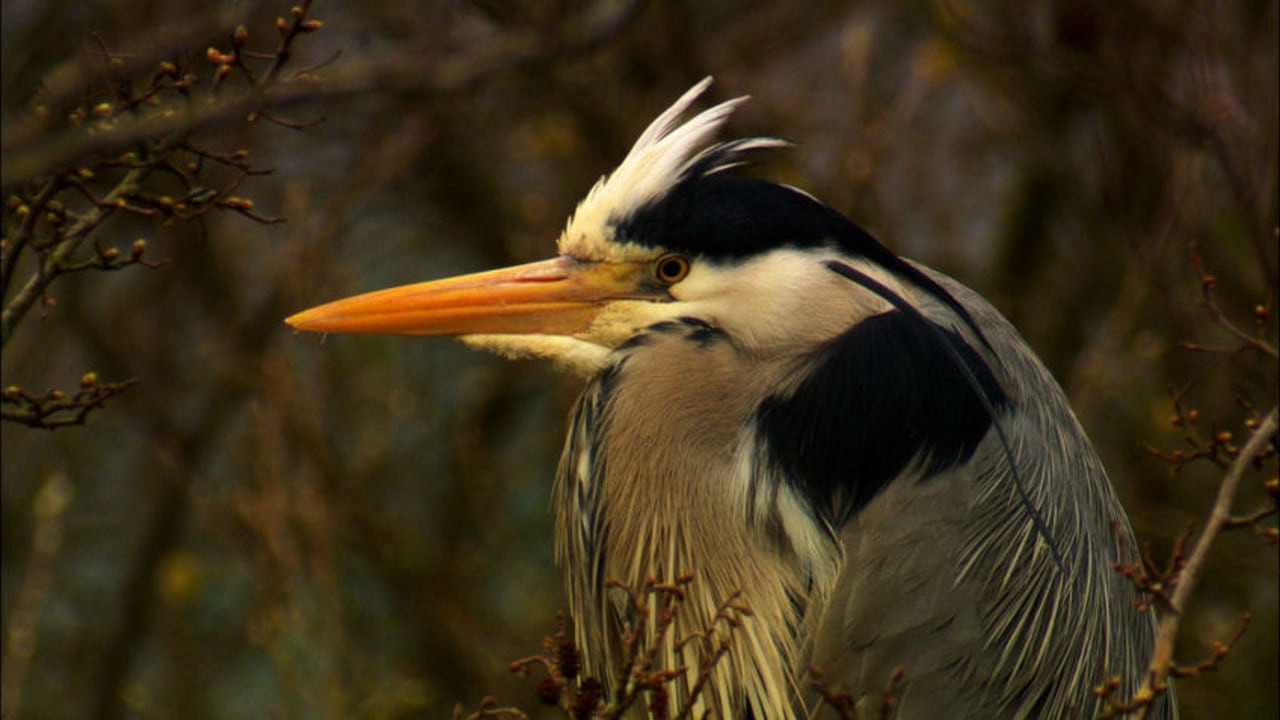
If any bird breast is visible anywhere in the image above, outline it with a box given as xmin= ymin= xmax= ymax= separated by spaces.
xmin=555 ymin=316 xmax=836 ymax=718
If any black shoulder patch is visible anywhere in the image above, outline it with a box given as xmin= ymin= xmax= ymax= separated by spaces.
xmin=755 ymin=310 xmax=1008 ymax=526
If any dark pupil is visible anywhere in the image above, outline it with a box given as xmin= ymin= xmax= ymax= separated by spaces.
xmin=660 ymin=259 xmax=683 ymax=280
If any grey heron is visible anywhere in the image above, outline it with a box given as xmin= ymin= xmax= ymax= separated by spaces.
xmin=287 ymin=79 xmax=1174 ymax=718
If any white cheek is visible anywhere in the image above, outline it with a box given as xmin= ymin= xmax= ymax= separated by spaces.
xmin=672 ymin=249 xmax=907 ymax=353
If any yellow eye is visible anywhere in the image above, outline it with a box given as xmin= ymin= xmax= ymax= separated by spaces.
xmin=654 ymin=254 xmax=691 ymax=285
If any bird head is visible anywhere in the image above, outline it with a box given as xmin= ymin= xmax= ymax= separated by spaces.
xmin=287 ymin=78 xmax=932 ymax=374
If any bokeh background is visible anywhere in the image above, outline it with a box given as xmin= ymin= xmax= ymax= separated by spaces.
xmin=2 ymin=1 xmax=1276 ymax=718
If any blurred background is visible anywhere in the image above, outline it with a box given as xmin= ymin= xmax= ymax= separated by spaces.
xmin=2 ymin=1 xmax=1276 ymax=718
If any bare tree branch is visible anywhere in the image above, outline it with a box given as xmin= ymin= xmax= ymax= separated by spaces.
xmin=1130 ymin=407 xmax=1278 ymax=718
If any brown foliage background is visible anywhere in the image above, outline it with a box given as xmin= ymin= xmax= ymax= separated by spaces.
xmin=2 ymin=1 xmax=1275 ymax=718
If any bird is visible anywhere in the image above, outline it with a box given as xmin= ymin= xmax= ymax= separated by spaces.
xmin=287 ymin=78 xmax=1175 ymax=719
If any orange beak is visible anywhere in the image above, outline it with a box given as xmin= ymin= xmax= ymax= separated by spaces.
xmin=286 ymin=255 xmax=655 ymax=337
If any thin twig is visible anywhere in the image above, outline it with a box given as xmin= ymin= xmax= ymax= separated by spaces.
xmin=0 ymin=162 xmax=151 ymax=347
xmin=1130 ymin=407 xmax=1278 ymax=718
xmin=2 ymin=0 xmax=649 ymax=185
xmin=1189 ymin=243 xmax=1278 ymax=360
xmin=1 ymin=179 xmax=61 ymax=293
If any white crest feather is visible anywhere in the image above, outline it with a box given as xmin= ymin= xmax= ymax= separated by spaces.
xmin=558 ymin=77 xmax=788 ymax=261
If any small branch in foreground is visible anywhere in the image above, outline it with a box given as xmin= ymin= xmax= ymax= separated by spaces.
xmin=2 ymin=3 xmax=324 ymax=352
xmin=1 ymin=373 xmax=138 ymax=429
xmin=1097 ymin=613 xmax=1252 ymax=718
xmin=1187 ymin=243 xmax=1278 ymax=360
xmin=1121 ymin=408 xmax=1278 ymax=719
xmin=1113 ymin=522 xmax=1194 ymax=613
xmin=1167 ymin=613 xmax=1252 ymax=680
xmin=462 ymin=576 xmax=748 ymax=719
xmin=1139 ymin=386 xmax=1277 ymax=474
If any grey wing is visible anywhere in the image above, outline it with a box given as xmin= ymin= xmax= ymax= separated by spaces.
xmin=808 ymin=269 xmax=1175 ymax=719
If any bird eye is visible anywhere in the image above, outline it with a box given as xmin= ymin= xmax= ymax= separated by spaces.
xmin=654 ymin=254 xmax=691 ymax=284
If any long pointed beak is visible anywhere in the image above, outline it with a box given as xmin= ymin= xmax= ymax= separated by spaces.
xmin=286 ymin=255 xmax=652 ymax=336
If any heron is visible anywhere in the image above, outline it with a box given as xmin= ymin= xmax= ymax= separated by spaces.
xmin=287 ymin=79 xmax=1174 ymax=718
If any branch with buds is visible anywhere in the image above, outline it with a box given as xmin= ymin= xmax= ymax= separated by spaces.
xmin=1 ymin=1 xmax=325 ymax=427
xmin=1106 ymin=408 xmax=1278 ymax=718
xmin=459 ymin=576 xmax=750 ymax=720
xmin=2 ymin=373 xmax=138 ymax=429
